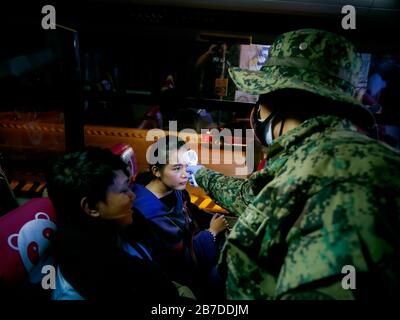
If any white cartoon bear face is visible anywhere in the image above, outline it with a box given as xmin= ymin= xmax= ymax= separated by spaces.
xmin=7 ymin=212 xmax=57 ymax=283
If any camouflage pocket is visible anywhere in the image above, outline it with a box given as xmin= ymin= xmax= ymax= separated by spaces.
xmin=228 ymin=202 xmax=269 ymax=250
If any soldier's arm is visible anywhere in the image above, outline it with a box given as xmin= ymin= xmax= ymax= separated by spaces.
xmin=195 ymin=167 xmax=257 ymax=216
xmin=195 ymin=44 xmax=216 ymax=68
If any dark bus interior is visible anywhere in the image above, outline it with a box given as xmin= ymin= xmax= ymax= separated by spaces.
xmin=1 ymin=0 xmax=399 ymax=219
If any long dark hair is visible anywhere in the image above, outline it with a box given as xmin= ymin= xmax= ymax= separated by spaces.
xmin=258 ymin=89 xmax=373 ymax=131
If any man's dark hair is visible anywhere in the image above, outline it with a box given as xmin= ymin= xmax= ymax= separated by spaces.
xmin=258 ymin=89 xmax=366 ymax=128
xmin=46 ymin=147 xmax=128 ymax=224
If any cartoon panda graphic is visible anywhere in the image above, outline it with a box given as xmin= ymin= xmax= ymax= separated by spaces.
xmin=7 ymin=212 xmax=57 ymax=284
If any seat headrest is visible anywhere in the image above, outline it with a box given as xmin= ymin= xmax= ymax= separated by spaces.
xmin=0 ymin=198 xmax=57 ymax=286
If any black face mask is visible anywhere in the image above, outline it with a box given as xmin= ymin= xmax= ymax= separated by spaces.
xmin=250 ymin=105 xmax=278 ymax=146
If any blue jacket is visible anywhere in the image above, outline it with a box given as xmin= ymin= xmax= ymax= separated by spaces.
xmin=132 ymin=184 xmax=217 ymax=283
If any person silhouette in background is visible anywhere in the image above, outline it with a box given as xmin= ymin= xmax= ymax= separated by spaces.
xmin=195 ymin=42 xmax=237 ymax=100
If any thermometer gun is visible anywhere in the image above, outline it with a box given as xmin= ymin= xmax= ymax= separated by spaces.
xmin=183 ymin=150 xmax=199 ymax=187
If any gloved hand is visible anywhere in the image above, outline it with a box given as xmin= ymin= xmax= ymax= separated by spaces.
xmin=186 ymin=165 xmax=204 ymax=187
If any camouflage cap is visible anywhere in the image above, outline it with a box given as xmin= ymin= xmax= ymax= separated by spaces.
xmin=229 ymin=28 xmax=375 ymax=128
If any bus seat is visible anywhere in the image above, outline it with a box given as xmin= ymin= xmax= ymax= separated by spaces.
xmin=0 ymin=198 xmax=57 ymax=287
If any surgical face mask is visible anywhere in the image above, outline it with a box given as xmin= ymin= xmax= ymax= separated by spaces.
xmin=265 ymin=118 xmax=275 ymax=146
xmin=250 ymin=105 xmax=277 ymax=147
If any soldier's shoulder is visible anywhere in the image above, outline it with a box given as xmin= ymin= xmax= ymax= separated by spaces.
xmin=288 ymin=130 xmax=400 ymax=182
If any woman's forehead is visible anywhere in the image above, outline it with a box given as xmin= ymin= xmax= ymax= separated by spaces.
xmin=168 ymin=148 xmax=188 ymax=165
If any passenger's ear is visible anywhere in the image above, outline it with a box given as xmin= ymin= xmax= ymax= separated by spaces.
xmin=151 ymin=165 xmax=161 ymax=178
xmin=80 ymin=197 xmax=100 ymax=218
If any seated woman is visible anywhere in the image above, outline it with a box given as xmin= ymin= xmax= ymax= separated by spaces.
xmin=46 ymin=146 xmax=180 ymax=301
xmin=131 ymin=136 xmax=228 ymax=299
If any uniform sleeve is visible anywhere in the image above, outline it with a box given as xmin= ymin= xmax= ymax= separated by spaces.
xmin=195 ymin=168 xmax=258 ymax=216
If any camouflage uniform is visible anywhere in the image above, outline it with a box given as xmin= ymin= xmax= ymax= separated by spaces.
xmin=192 ymin=29 xmax=400 ymax=299
xmin=196 ymin=116 xmax=400 ymax=299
